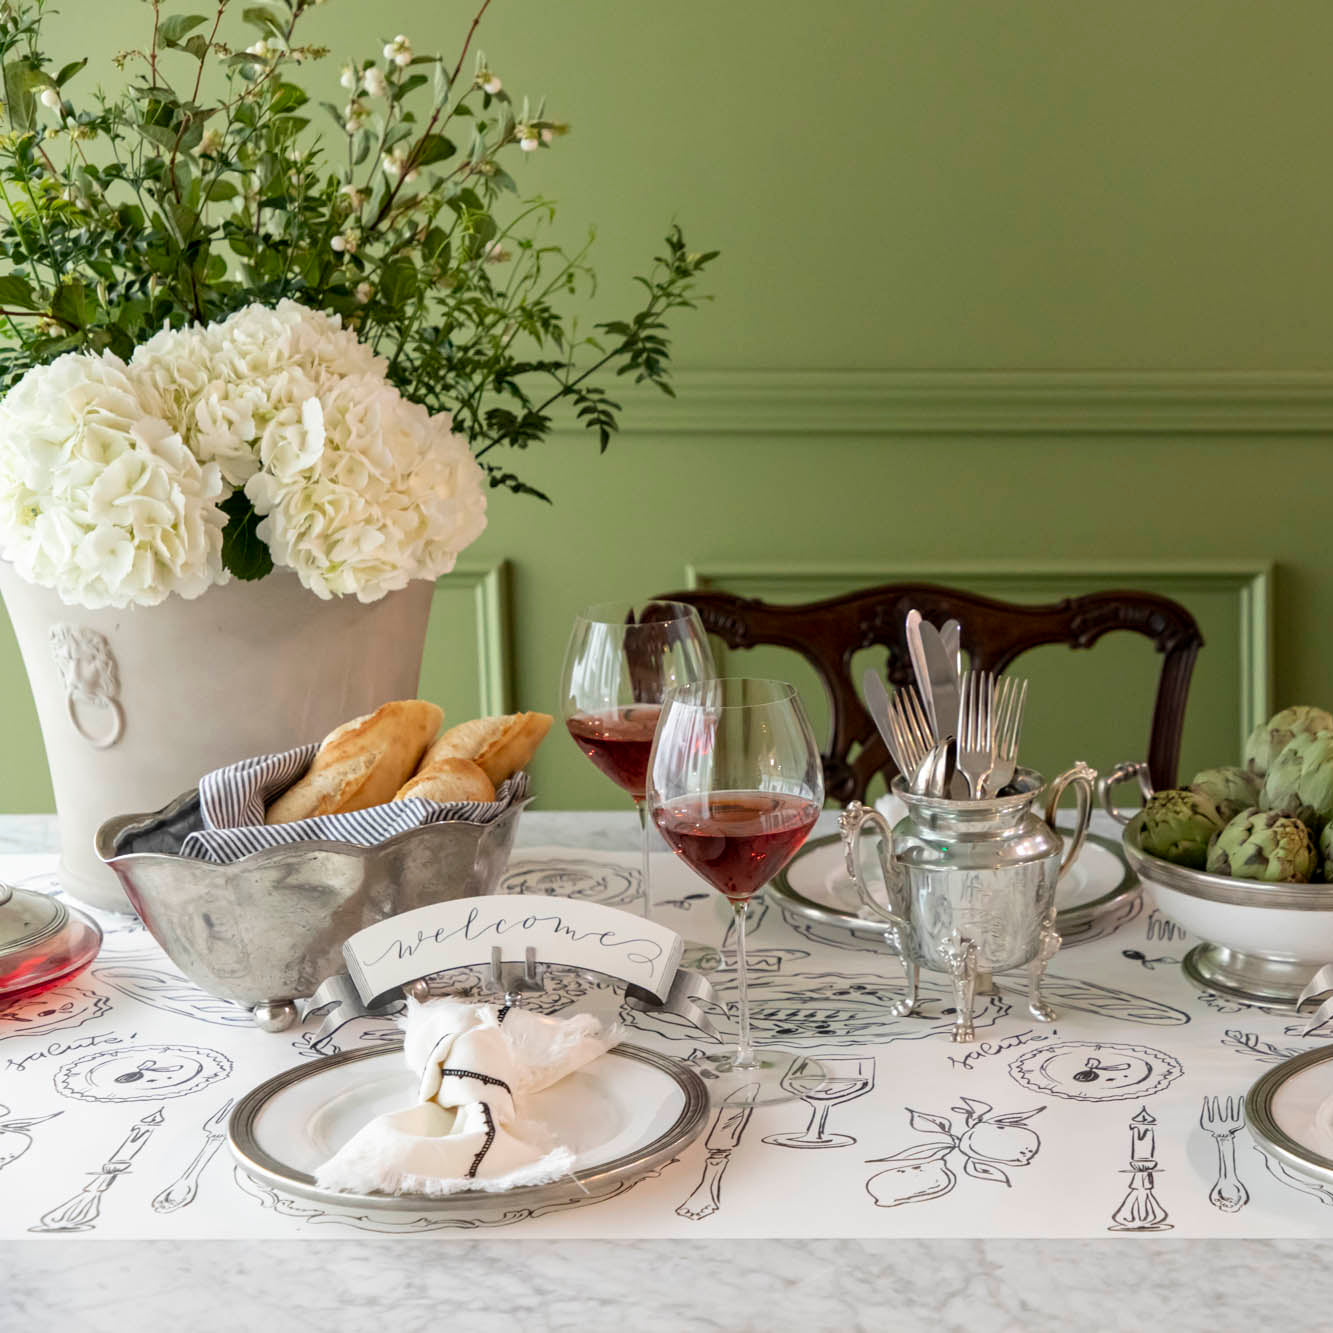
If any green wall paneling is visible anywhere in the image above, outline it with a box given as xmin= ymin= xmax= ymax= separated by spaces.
xmin=418 ymin=561 xmax=516 ymax=724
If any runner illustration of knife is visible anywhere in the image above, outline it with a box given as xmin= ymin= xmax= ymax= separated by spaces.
xmin=675 ymin=1081 xmax=761 ymax=1221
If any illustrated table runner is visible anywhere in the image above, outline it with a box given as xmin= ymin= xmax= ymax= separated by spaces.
xmin=2 ymin=839 xmax=1332 ymax=1239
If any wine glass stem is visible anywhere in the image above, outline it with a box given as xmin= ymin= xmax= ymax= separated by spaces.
xmin=799 ymin=1100 xmax=820 ymax=1141
xmin=634 ymin=801 xmax=651 ymax=919
xmin=731 ymin=900 xmax=756 ymax=1070
xmin=814 ymin=1104 xmax=831 ymax=1141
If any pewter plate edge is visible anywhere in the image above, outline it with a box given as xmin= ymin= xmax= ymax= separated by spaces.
xmin=228 ymin=1040 xmax=709 ymax=1214
xmin=1247 ymin=1044 xmax=1333 ymax=1190
xmin=769 ymin=829 xmax=1140 ymax=945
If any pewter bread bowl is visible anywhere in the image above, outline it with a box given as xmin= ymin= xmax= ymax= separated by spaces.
xmin=1104 ymin=760 xmax=1333 ymax=1007
xmin=96 ymin=786 xmax=528 ymax=1030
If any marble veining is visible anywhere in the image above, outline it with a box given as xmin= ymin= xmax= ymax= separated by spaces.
xmin=2 ymin=1238 xmax=1331 ymax=1331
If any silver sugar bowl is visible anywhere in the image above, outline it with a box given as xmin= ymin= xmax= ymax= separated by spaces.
xmin=838 ymin=763 xmax=1096 ymax=1042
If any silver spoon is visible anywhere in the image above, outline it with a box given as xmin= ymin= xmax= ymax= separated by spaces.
xmin=913 ymin=737 xmax=953 ymax=796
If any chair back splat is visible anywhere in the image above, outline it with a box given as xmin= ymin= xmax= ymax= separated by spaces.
xmin=656 ymin=583 xmax=1202 ymax=804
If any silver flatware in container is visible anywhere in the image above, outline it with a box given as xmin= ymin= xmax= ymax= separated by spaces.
xmin=861 ymin=668 xmax=902 ymax=769
xmin=904 ymin=610 xmax=936 ymax=738
xmin=840 ymin=762 xmax=1096 ymax=1042
xmin=957 ymin=670 xmax=996 ymax=800
xmin=918 ymin=621 xmax=960 ymax=750
xmin=939 ymin=619 xmax=962 ymax=674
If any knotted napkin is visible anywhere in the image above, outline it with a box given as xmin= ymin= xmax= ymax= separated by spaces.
xmin=175 ymin=744 xmax=527 ymax=863
xmin=315 ymin=998 xmax=619 ymax=1196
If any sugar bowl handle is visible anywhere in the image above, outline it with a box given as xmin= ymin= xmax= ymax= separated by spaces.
xmin=1043 ymin=762 xmax=1097 ymax=881
xmin=1095 ymin=760 xmax=1154 ymax=826
xmin=838 ymin=802 xmax=907 ymax=929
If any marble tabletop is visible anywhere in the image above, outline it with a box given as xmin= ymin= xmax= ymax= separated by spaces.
xmin=3 ymin=810 xmax=1330 ymax=1332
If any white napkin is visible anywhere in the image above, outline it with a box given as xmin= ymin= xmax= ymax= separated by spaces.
xmin=873 ymin=792 xmax=907 ymax=829
xmin=315 ymin=998 xmax=619 ymax=1197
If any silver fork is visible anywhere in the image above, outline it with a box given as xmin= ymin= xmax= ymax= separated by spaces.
xmin=989 ymin=676 xmax=1028 ymax=794
xmin=1200 ymin=1094 xmax=1249 ymax=1213
xmin=956 ymin=670 xmax=995 ymax=800
xmin=887 ymin=684 xmax=933 ymax=779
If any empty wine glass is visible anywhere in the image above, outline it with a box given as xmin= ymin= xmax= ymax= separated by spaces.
xmin=763 ymin=1056 xmax=875 ymax=1148
xmin=561 ymin=601 xmax=717 ymax=962
xmin=649 ymin=677 xmax=825 ymax=1103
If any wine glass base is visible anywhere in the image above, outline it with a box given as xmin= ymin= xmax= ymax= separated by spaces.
xmin=690 ymin=1048 xmax=822 ymax=1106
xmin=680 ymin=939 xmax=722 ymax=972
xmin=761 ymin=1131 xmax=857 ymax=1149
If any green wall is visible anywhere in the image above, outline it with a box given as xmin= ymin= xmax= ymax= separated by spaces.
xmin=3 ymin=1 xmax=1332 ymax=810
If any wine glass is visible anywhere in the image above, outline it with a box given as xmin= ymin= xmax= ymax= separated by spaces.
xmin=762 ymin=1056 xmax=875 ymax=1148
xmin=648 ymin=677 xmax=825 ymax=1103
xmin=561 ymin=601 xmax=716 ymax=952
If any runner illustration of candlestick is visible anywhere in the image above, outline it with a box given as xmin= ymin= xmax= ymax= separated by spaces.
xmin=1107 ymin=1105 xmax=1172 ymax=1231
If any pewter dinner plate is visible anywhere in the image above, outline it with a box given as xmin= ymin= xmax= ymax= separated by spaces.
xmin=229 ymin=1041 xmax=708 ymax=1216
xmin=1247 ymin=1046 xmax=1333 ymax=1191
xmin=769 ymin=829 xmax=1139 ymax=949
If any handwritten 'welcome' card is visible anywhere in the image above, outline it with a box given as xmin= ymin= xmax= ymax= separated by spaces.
xmin=342 ymin=894 xmax=684 ymax=1006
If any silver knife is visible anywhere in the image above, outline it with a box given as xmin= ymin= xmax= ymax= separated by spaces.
xmin=861 ymin=667 xmax=906 ymax=772
xmin=940 ymin=619 xmax=962 ymax=675
xmin=919 ymin=620 xmax=960 ymax=745
xmin=675 ymin=1081 xmax=761 ymax=1220
xmin=904 ymin=610 xmax=937 ymax=739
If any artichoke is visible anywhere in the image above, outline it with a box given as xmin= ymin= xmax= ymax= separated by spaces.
xmin=1189 ymin=766 xmax=1261 ymax=823
xmin=1243 ymin=705 xmax=1333 ymax=777
xmin=1205 ymin=808 xmax=1318 ymax=883
xmin=1259 ymin=730 xmax=1333 ymax=828
xmin=1139 ymin=789 xmax=1225 ymax=869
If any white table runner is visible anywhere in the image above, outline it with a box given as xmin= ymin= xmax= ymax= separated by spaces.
xmin=2 ymin=843 xmax=1331 ymax=1239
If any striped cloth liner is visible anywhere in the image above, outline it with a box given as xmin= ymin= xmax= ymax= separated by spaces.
xmin=179 ymin=743 xmax=528 ymax=864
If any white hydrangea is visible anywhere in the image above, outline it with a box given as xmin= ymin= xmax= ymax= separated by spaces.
xmin=244 ymin=374 xmax=486 ymax=602
xmin=0 ymin=351 xmax=226 ymax=608
xmin=129 ymin=300 xmax=383 ymax=490
xmin=2 ymin=300 xmax=487 ymax=606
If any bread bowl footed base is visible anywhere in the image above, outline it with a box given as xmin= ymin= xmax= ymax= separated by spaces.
xmin=95 ymin=785 xmax=529 ymax=1030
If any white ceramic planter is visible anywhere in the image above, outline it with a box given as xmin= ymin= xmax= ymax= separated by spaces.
xmin=0 ymin=564 xmax=434 ymax=912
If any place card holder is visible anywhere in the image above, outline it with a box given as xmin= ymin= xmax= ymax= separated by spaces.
xmin=304 ymin=893 xmax=717 ymax=1040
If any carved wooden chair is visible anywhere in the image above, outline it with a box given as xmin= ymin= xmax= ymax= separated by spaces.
xmin=656 ymin=583 xmax=1203 ymax=804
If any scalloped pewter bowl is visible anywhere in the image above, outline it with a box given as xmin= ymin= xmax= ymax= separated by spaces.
xmin=96 ymin=787 xmax=528 ymax=1030
xmin=1122 ymin=811 xmax=1333 ymax=1008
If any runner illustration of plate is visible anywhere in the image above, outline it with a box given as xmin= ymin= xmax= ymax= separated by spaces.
xmin=1009 ymin=1041 xmax=1183 ymax=1102
xmin=229 ymin=1041 xmax=708 ymax=1218
xmin=769 ymin=828 xmax=1138 ymax=948
xmin=1248 ymin=1046 xmax=1333 ymax=1192
xmin=55 ymin=1043 xmax=232 ymax=1102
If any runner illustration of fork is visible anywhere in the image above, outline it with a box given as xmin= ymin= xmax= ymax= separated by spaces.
xmin=1200 ymin=1094 xmax=1249 ymax=1213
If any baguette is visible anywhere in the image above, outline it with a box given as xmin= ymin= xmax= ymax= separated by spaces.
xmin=265 ymin=699 xmax=443 ymax=824
xmin=394 ymin=756 xmax=495 ymax=804
xmin=421 ymin=711 xmax=552 ymax=785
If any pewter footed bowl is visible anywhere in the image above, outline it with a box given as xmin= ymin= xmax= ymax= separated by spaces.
xmin=1102 ymin=760 xmax=1333 ymax=1009
xmin=96 ymin=787 xmax=528 ymax=1031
